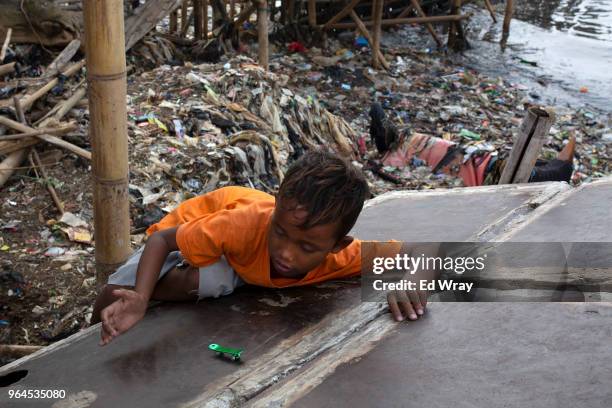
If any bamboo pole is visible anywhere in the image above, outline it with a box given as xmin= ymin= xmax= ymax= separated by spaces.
xmin=19 ymin=60 xmax=85 ymax=112
xmin=348 ymin=10 xmax=389 ymax=70
xmin=410 ymin=0 xmax=442 ymax=46
xmin=32 ymin=148 xmax=64 ymax=214
xmin=0 ymin=97 xmax=28 ymax=189
xmin=308 ymin=0 xmax=316 ymax=27
xmin=0 ymin=125 xmax=77 ymax=141
xmin=170 ymin=10 xmax=178 ymax=33
xmin=323 ymin=0 xmax=362 ymax=30
xmin=371 ymin=0 xmax=383 ymax=69
xmin=181 ymin=0 xmax=189 ymax=37
xmin=328 ymin=14 xmax=469 ymax=29
xmin=83 ymin=0 xmax=131 ymax=285
xmin=503 ymin=0 xmax=514 ymax=35
xmin=0 ymin=61 xmax=16 ymax=76
xmin=203 ymin=0 xmax=209 ymax=39
xmin=194 ymin=0 xmax=203 ymax=39
xmin=257 ymin=0 xmax=269 ymax=71
xmin=484 ymin=0 xmax=497 ymax=23
xmin=41 ymin=39 xmax=81 ymax=79
xmin=0 ymin=116 xmax=91 ymax=160
xmin=1 ymin=28 xmax=12 ymax=62
xmin=0 ymin=344 xmax=42 ymax=358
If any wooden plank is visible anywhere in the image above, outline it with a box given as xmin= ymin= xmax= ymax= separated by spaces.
xmin=499 ymin=107 xmax=556 ymax=184
xmin=371 ymin=0 xmax=383 ymax=69
xmin=125 ymin=0 xmax=184 ymax=49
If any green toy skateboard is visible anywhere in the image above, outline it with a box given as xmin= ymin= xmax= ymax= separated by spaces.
xmin=209 ymin=343 xmax=243 ymax=361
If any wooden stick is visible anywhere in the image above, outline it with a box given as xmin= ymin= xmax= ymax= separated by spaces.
xmin=0 ymin=125 xmax=77 ymax=141
xmin=257 ymin=0 xmax=269 ymax=71
xmin=328 ymin=14 xmax=469 ymax=29
xmin=371 ymin=0 xmax=383 ymax=69
xmin=181 ymin=10 xmax=194 ymax=37
xmin=13 ymin=96 xmax=26 ymax=124
xmin=499 ymin=107 xmax=556 ymax=184
xmin=0 ymin=116 xmax=91 ymax=160
xmin=41 ymin=39 xmax=81 ymax=80
xmin=483 ymin=0 xmax=497 ymax=23
xmin=32 ymin=148 xmax=64 ymax=214
xmin=0 ymin=97 xmax=29 ymax=188
xmin=0 ymin=344 xmax=42 ymax=358
xmin=0 ymin=28 xmax=12 ymax=63
xmin=0 ymin=61 xmax=15 ymax=76
xmin=0 ymin=138 xmax=39 ymax=156
xmin=410 ymin=0 xmax=442 ymax=46
xmin=503 ymin=0 xmax=514 ymax=35
xmin=83 ymin=0 xmax=131 ymax=285
xmin=348 ymin=10 xmax=389 ymax=69
xmin=308 ymin=0 xmax=317 ymax=27
xmin=19 ymin=60 xmax=85 ymax=112
xmin=323 ymin=0 xmax=362 ymax=30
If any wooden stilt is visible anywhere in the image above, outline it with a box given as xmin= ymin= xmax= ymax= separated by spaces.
xmin=308 ymin=0 xmax=316 ymax=27
xmin=499 ymin=107 xmax=556 ymax=184
xmin=503 ymin=0 xmax=514 ymax=35
xmin=371 ymin=0 xmax=383 ymax=69
xmin=257 ymin=0 xmax=269 ymax=70
xmin=410 ymin=0 xmax=442 ymax=46
xmin=194 ymin=0 xmax=203 ymax=39
xmin=447 ymin=0 xmax=467 ymax=51
xmin=170 ymin=10 xmax=178 ymax=33
xmin=203 ymin=0 xmax=208 ymax=39
xmin=484 ymin=0 xmax=497 ymax=23
xmin=323 ymin=0 xmax=362 ymax=30
xmin=349 ymin=10 xmax=389 ymax=69
xmin=180 ymin=0 xmax=189 ymax=37
xmin=83 ymin=0 xmax=131 ymax=285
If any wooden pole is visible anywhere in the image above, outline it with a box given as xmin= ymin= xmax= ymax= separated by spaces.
xmin=170 ymin=10 xmax=178 ymax=34
xmin=0 ymin=125 xmax=77 ymax=141
xmin=257 ymin=0 xmax=269 ymax=71
xmin=1 ymin=28 xmax=12 ymax=62
xmin=371 ymin=0 xmax=383 ymax=69
xmin=328 ymin=14 xmax=468 ymax=29
xmin=0 ymin=61 xmax=15 ymax=76
xmin=308 ymin=0 xmax=316 ymax=27
xmin=194 ymin=0 xmax=203 ymax=39
xmin=499 ymin=107 xmax=556 ymax=184
xmin=203 ymin=0 xmax=208 ymax=39
xmin=348 ymin=10 xmax=389 ymax=69
xmin=410 ymin=0 xmax=442 ymax=46
xmin=83 ymin=0 xmax=131 ymax=285
xmin=503 ymin=0 xmax=514 ymax=35
xmin=181 ymin=0 xmax=189 ymax=37
xmin=484 ymin=0 xmax=497 ymax=23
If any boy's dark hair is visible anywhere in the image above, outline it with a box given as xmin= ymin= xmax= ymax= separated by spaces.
xmin=278 ymin=149 xmax=369 ymax=240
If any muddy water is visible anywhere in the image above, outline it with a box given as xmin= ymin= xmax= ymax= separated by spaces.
xmin=459 ymin=0 xmax=611 ymax=112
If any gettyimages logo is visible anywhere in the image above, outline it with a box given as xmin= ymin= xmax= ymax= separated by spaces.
xmin=361 ymin=242 xmax=611 ymax=302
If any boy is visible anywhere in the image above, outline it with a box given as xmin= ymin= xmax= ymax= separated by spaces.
xmin=92 ymin=150 xmax=425 ymax=346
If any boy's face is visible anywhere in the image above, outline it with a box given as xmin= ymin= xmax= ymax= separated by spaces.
xmin=268 ymin=198 xmax=353 ymax=279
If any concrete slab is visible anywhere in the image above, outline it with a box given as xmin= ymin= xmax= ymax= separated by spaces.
xmin=288 ymin=303 xmax=612 ymax=408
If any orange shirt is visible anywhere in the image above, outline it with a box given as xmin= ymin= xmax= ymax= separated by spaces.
xmin=146 ymin=186 xmax=362 ymax=288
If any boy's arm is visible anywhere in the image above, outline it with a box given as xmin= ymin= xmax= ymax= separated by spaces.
xmin=100 ymin=227 xmax=179 ymax=346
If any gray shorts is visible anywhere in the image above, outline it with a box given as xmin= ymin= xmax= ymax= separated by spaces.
xmin=107 ymin=247 xmax=244 ymax=301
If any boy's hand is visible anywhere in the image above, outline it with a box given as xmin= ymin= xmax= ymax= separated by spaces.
xmin=99 ymin=289 xmax=148 ymax=346
xmin=387 ymin=289 xmax=428 ymax=322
